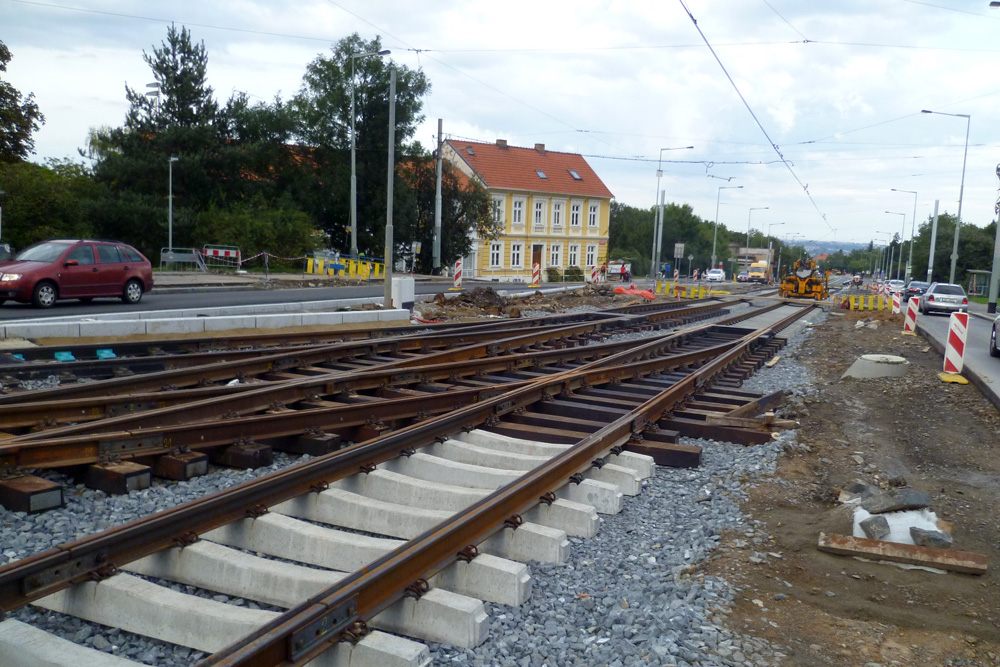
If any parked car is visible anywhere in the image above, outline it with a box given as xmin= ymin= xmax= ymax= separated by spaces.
xmin=917 ymin=282 xmax=967 ymax=316
xmin=706 ymin=268 xmax=725 ymax=283
xmin=990 ymin=314 xmax=1000 ymax=358
xmin=0 ymin=239 xmax=154 ymax=308
xmin=903 ymin=280 xmax=930 ymax=302
xmin=736 ymin=271 xmax=749 ymax=283
xmin=886 ymin=279 xmax=905 ymax=296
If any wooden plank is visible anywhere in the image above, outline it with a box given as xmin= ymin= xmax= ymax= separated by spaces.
xmin=764 ymin=355 xmax=781 ymax=368
xmin=723 ymin=389 xmax=785 ymax=419
xmin=624 ymin=441 xmax=700 ymax=468
xmin=816 ymin=532 xmax=987 ymax=575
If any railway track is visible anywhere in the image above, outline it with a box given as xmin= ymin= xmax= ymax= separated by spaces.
xmin=0 ymin=302 xmax=814 ymax=666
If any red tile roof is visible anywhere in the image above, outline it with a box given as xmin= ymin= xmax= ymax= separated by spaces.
xmin=446 ymin=139 xmax=614 ymax=199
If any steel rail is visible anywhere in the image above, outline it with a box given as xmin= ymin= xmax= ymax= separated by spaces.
xmin=0 ymin=302 xmax=740 ymax=434
xmin=201 ymin=304 xmax=814 ymax=666
xmin=0 ymin=305 xmax=809 ymax=615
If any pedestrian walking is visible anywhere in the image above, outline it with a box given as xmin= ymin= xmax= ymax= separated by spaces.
xmin=620 ymin=264 xmax=627 ymax=283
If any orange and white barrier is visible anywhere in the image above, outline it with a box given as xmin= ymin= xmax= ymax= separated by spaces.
xmin=943 ymin=311 xmax=969 ymax=374
xmin=590 ymin=265 xmax=598 ymax=283
xmin=531 ymin=263 xmax=541 ymax=287
xmin=903 ymin=297 xmax=918 ymax=334
xmin=891 ymin=293 xmax=901 ymax=313
xmin=453 ymin=259 xmax=463 ymax=289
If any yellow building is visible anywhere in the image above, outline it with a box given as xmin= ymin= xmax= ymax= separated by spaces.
xmin=442 ymin=139 xmax=614 ymax=282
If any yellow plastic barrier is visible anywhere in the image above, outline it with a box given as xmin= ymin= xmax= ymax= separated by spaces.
xmin=848 ymin=295 xmax=890 ymax=311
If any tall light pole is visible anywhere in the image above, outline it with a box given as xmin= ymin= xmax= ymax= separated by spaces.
xmin=383 ymin=66 xmax=397 ymax=309
xmin=885 ymin=211 xmax=906 ymax=279
xmin=350 ymin=48 xmax=391 ymax=259
xmin=891 ymin=188 xmax=918 ymax=282
xmin=921 ymin=110 xmax=970 ymax=283
xmin=712 ymin=184 xmax=742 ymax=269
xmin=745 ymin=207 xmax=768 ymax=270
xmin=649 ymin=146 xmax=694 ymax=278
xmin=168 ymin=156 xmax=179 ymax=253
xmin=875 ymin=231 xmax=893 ymax=279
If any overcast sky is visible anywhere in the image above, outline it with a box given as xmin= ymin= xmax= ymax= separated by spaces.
xmin=5 ymin=0 xmax=1000 ymax=248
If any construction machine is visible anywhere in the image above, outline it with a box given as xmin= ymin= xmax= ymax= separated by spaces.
xmin=780 ymin=258 xmax=830 ymax=300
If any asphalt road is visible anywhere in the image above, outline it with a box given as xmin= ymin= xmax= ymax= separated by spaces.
xmin=0 ymin=282 xmax=459 ymax=321
xmin=916 ymin=307 xmax=1000 ymax=408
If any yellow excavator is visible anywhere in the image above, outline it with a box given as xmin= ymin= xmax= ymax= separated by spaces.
xmin=780 ymin=258 xmax=830 ymax=300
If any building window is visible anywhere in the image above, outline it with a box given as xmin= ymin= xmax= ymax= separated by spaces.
xmin=569 ymin=169 xmax=582 ymax=180
xmin=570 ymin=201 xmax=582 ymax=228
xmin=492 ymin=196 xmax=505 ymax=225
xmin=552 ymin=201 xmax=564 ymax=230
xmin=511 ymin=242 xmax=523 ymax=268
xmin=512 ymin=197 xmax=525 ymax=227
xmin=586 ymin=244 xmax=597 ymax=267
xmin=533 ymin=199 xmax=547 ymax=232
xmin=490 ymin=241 xmax=503 ymax=268
xmin=588 ymin=202 xmax=599 ymax=228
xmin=549 ymin=243 xmax=562 ymax=267
xmin=535 ymin=169 xmax=547 ymax=179
xmin=568 ymin=244 xmax=579 ymax=267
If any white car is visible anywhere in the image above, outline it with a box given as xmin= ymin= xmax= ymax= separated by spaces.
xmin=706 ymin=269 xmax=725 ymax=283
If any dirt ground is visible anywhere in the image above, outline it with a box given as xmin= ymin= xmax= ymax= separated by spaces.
xmin=415 ymin=284 xmax=644 ymax=320
xmin=699 ymin=309 xmax=1000 ymax=666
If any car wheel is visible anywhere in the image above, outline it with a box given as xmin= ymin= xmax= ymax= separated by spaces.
xmin=122 ymin=279 xmax=143 ymax=304
xmin=32 ymin=281 xmax=58 ymax=308
xmin=990 ymin=326 xmax=1000 ymax=358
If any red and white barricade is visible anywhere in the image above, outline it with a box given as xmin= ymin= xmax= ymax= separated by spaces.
xmin=590 ymin=265 xmax=598 ymax=283
xmin=673 ymin=269 xmax=679 ymax=281
xmin=891 ymin=293 xmax=901 ymax=313
xmin=201 ymin=245 xmax=241 ymax=269
xmin=903 ymin=297 xmax=918 ymax=334
xmin=531 ymin=263 xmax=541 ymax=286
xmin=943 ymin=311 xmax=969 ymax=374
xmin=453 ymin=259 xmax=463 ymax=289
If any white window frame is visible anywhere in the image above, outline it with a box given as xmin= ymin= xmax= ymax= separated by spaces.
xmin=489 ymin=241 xmax=503 ymax=268
xmin=570 ymin=200 xmax=582 ymax=228
xmin=549 ymin=242 xmax=562 ymax=268
xmin=588 ymin=201 xmax=599 ymax=229
xmin=551 ymin=200 xmax=565 ymax=232
xmin=510 ymin=242 xmax=523 ymax=269
xmin=491 ymin=195 xmax=505 ymax=226
xmin=568 ymin=243 xmax=580 ymax=268
xmin=511 ymin=196 xmax=526 ymax=229
xmin=585 ymin=243 xmax=597 ymax=267
xmin=533 ymin=198 xmax=548 ymax=233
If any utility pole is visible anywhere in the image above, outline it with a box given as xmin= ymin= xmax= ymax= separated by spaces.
xmin=433 ymin=118 xmax=443 ymax=273
xmin=383 ymin=67 xmax=397 ymax=309
xmin=926 ymin=200 xmax=940 ymax=283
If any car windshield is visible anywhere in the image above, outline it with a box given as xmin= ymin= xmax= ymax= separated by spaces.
xmin=933 ymin=284 xmax=965 ymax=296
xmin=908 ymin=281 xmax=929 ymax=289
xmin=15 ymin=242 xmax=71 ymax=263
xmin=889 ymin=280 xmax=904 ymax=288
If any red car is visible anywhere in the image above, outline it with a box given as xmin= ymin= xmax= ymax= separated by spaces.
xmin=0 ymin=239 xmax=154 ymax=308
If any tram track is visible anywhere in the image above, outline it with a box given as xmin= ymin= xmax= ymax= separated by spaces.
xmin=0 ymin=302 xmax=813 ymax=666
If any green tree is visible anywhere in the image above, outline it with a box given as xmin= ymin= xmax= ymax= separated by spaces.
xmin=0 ymin=159 xmax=96 ymax=250
xmin=292 ymin=34 xmax=431 ymax=254
xmin=0 ymin=40 xmax=45 ymax=162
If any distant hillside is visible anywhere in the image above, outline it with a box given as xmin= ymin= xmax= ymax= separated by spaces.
xmin=800 ymin=240 xmax=868 ymax=256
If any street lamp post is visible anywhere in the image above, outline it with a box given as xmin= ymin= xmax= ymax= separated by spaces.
xmin=891 ymin=188 xmax=918 ymax=282
xmin=649 ymin=146 xmax=694 ymax=279
xmin=745 ymin=207 xmax=768 ymax=271
xmin=921 ymin=110 xmax=970 ymax=283
xmin=350 ymin=49 xmax=391 ymax=259
xmin=712 ymin=185 xmax=742 ymax=269
xmin=168 ymin=156 xmax=179 ymax=253
xmin=384 ymin=66 xmax=397 ymax=310
xmin=875 ymin=232 xmax=893 ymax=280
xmin=885 ymin=211 xmax=906 ymax=279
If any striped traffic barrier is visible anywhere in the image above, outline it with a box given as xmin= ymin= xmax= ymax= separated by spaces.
xmin=942 ymin=311 xmax=969 ymax=376
xmin=531 ymin=263 xmax=541 ymax=287
xmin=451 ymin=259 xmax=463 ymax=290
xmin=891 ymin=293 xmax=901 ymax=314
xmin=590 ymin=265 xmax=599 ymax=283
xmin=903 ymin=296 xmax=918 ymax=335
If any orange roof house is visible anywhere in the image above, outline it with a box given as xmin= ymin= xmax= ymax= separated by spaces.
xmin=442 ymin=139 xmax=614 ymax=283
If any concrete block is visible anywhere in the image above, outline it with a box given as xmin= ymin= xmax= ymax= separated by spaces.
xmin=379 ymin=309 xmax=411 ymax=322
xmin=125 ymin=541 xmax=342 ymax=609
xmin=842 ymin=354 xmax=910 ymax=379
xmin=144 ymin=318 xmax=206 ymax=335
xmin=204 ymin=315 xmax=257 ymax=331
xmin=381 ymin=453 xmax=521 ymax=490
xmin=205 ymin=512 xmax=403 ymax=572
xmin=480 ymin=522 xmax=569 ymax=564
xmin=586 ymin=462 xmax=641 ymax=496
xmin=79 ymin=320 xmax=145 ymax=337
xmin=427 ymin=439 xmax=549 ymax=471
xmin=430 ymin=553 xmax=532 ymax=607
xmin=3 ymin=322 xmax=81 ymax=339
xmin=0 ymin=619 xmax=142 ymax=666
xmin=332 ymin=469 xmax=488 ymax=512
xmin=210 ymin=443 xmax=272 ymax=469
xmin=301 ymin=312 xmax=345 ymax=326
xmin=524 ymin=498 xmax=599 ymax=538
xmin=274 ymin=487 xmax=451 ymax=539
xmin=370 ymin=587 xmax=488 ymax=649
xmin=557 ymin=478 xmax=623 ymax=514
xmin=339 ymin=311 xmax=373 ymax=324
xmin=859 ymin=514 xmax=890 ymax=540
xmin=34 ymin=573 xmax=277 ymax=653
xmin=862 ymin=488 xmax=931 ymax=514
xmin=309 ymin=630 xmax=430 ymax=667
xmin=255 ymin=313 xmax=303 ymax=329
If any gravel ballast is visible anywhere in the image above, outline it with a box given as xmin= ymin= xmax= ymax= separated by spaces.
xmin=0 ymin=308 xmax=822 ymax=665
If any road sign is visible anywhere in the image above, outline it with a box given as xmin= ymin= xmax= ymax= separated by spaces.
xmin=674 ymin=243 xmax=685 ymax=259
